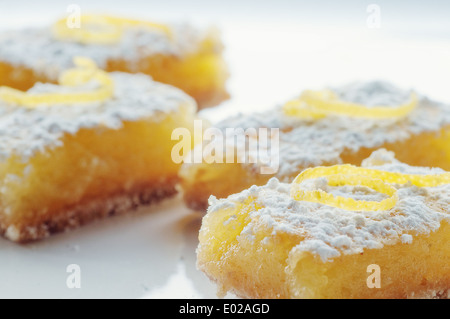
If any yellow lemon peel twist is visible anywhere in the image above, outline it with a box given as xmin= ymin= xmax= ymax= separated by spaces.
xmin=53 ymin=14 xmax=172 ymax=45
xmin=283 ymin=89 xmax=418 ymax=120
xmin=0 ymin=57 xmax=114 ymax=108
xmin=290 ymin=164 xmax=450 ymax=211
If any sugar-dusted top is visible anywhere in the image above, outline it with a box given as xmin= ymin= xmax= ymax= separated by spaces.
xmin=207 ymin=149 xmax=450 ymax=262
xmin=0 ymin=22 xmax=213 ymax=79
xmin=0 ymin=72 xmax=196 ymax=161
xmin=333 ymin=80 xmax=413 ymax=107
xmin=207 ymin=81 xmax=450 ymax=178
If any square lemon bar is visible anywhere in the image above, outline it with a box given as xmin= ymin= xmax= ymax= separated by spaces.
xmin=180 ymin=81 xmax=450 ymax=210
xmin=0 ymin=14 xmax=229 ymax=109
xmin=0 ymin=57 xmax=197 ymax=242
xmin=197 ymin=149 xmax=450 ymax=299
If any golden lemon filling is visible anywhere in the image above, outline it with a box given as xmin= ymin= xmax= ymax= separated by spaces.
xmin=180 ymin=81 xmax=450 ymax=210
xmin=197 ymin=150 xmax=450 ymax=299
xmin=0 ymin=58 xmax=197 ymax=242
xmin=0 ymin=14 xmax=229 ymax=109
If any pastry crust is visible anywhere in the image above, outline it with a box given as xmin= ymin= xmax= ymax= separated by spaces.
xmin=0 ymin=179 xmax=178 ymax=243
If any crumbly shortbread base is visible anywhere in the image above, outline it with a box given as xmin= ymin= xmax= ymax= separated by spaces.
xmin=407 ymin=289 xmax=449 ymax=299
xmin=0 ymin=180 xmax=178 ymax=243
xmin=226 ymin=287 xmax=450 ymax=299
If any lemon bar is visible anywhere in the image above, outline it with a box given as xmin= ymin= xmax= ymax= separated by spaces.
xmin=197 ymin=149 xmax=450 ymax=299
xmin=0 ymin=58 xmax=197 ymax=242
xmin=0 ymin=14 xmax=229 ymax=109
xmin=180 ymin=81 xmax=450 ymax=210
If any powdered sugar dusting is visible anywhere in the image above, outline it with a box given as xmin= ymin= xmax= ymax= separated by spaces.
xmin=0 ymin=71 xmax=196 ymax=161
xmin=207 ymin=150 xmax=450 ymax=262
xmin=334 ymin=80 xmax=412 ymax=107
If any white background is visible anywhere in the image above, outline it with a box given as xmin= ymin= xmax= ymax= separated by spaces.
xmin=0 ymin=0 xmax=449 ymax=298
